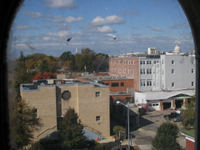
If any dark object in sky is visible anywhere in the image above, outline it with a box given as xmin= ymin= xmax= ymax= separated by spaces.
xmin=113 ymin=37 xmax=116 ymax=40
xmin=67 ymin=37 xmax=72 ymax=42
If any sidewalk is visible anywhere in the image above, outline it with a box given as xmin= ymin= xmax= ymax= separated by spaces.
xmin=98 ymin=136 xmax=139 ymax=150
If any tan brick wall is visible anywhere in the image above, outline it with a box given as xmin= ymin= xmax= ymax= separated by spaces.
xmin=21 ymin=86 xmax=57 ymax=140
xmin=109 ymin=57 xmax=140 ymax=91
xmin=77 ymin=84 xmax=110 ymax=136
xmin=21 ymin=83 xmax=110 ymax=139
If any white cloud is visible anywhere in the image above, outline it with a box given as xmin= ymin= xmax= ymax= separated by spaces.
xmin=16 ymin=25 xmax=30 ymax=30
xmin=46 ymin=0 xmax=77 ymax=9
xmin=107 ymin=34 xmax=116 ymax=38
xmin=47 ymin=15 xmax=84 ymax=23
xmin=46 ymin=31 xmax=70 ymax=37
xmin=89 ymin=15 xmax=125 ymax=26
xmin=92 ymin=26 xmax=115 ymax=33
xmin=22 ymin=12 xmax=43 ymax=18
xmin=146 ymin=26 xmax=163 ymax=31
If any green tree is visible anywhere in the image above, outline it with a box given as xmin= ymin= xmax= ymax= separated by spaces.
xmin=14 ymin=96 xmax=42 ymax=149
xmin=59 ymin=108 xmax=85 ymax=149
xmin=75 ymin=48 xmax=96 ymax=72
xmin=14 ymin=51 xmax=33 ymax=94
xmin=151 ymin=122 xmax=181 ymax=150
xmin=182 ymin=97 xmax=195 ymax=128
xmin=38 ymin=60 xmax=50 ymax=73
xmin=59 ymin=51 xmax=72 ymax=62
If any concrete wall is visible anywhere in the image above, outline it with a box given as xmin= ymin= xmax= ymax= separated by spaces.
xmin=21 ymin=86 xmax=58 ymax=140
xmin=161 ymin=55 xmax=195 ymax=90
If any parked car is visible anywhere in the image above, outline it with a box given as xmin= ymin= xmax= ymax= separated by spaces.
xmin=111 ymin=145 xmax=135 ymax=150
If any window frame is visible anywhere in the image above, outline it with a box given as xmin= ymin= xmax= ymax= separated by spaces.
xmin=95 ymin=92 xmax=100 ymax=97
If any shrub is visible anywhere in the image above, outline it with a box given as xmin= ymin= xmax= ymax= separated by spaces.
xmin=113 ymin=126 xmax=126 ymax=137
xmin=28 ymin=142 xmax=44 ymax=150
xmin=95 ymin=143 xmax=105 ymax=150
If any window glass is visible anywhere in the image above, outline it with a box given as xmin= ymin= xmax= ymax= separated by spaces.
xmin=121 ymin=82 xmax=124 ymax=86
xmin=111 ymin=83 xmax=119 ymax=87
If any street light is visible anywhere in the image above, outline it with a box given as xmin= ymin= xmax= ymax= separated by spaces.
xmin=117 ymin=101 xmax=130 ymax=150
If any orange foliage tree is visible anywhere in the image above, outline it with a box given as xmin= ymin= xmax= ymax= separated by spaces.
xmin=32 ymin=72 xmax=56 ymax=81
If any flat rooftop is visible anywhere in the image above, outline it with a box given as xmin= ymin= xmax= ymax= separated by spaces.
xmin=76 ymin=75 xmax=134 ymax=82
xmin=21 ymin=79 xmax=108 ymax=91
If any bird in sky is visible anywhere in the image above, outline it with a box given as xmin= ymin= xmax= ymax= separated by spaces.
xmin=113 ymin=37 xmax=116 ymax=40
xmin=67 ymin=37 xmax=72 ymax=42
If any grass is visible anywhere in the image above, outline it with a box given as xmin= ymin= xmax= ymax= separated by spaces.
xmin=183 ymin=129 xmax=195 ymax=137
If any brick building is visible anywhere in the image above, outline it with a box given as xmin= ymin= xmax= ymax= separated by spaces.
xmin=75 ymin=76 xmax=134 ymax=103
xmin=20 ymin=79 xmax=110 ymax=140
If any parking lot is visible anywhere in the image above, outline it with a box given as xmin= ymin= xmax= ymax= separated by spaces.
xmin=130 ymin=110 xmax=186 ymax=150
xmin=100 ymin=109 xmax=186 ymax=150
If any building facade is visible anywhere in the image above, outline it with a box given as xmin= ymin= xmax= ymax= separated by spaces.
xmin=20 ymin=79 xmax=110 ymax=140
xmin=110 ymin=45 xmax=195 ymax=92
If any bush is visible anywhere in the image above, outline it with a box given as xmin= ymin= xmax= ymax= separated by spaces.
xmin=28 ymin=142 xmax=44 ymax=150
xmin=139 ymin=107 xmax=146 ymax=115
xmin=151 ymin=122 xmax=182 ymax=150
xmin=113 ymin=126 xmax=126 ymax=137
xmin=95 ymin=144 xmax=105 ymax=150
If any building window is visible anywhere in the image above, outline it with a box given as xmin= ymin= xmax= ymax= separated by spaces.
xmin=140 ymin=69 xmax=145 ymax=74
xmin=191 ymin=81 xmax=194 ymax=86
xmin=118 ymin=60 xmax=121 ymax=64
xmin=111 ymin=68 xmax=113 ymax=72
xmin=147 ymin=61 xmax=151 ymax=65
xmin=172 ymin=69 xmax=175 ymax=74
xmin=118 ymin=68 xmax=121 ymax=73
xmin=191 ymin=68 xmax=194 ymax=73
xmin=121 ymin=82 xmax=124 ymax=86
xmin=123 ymin=69 xmax=127 ymax=73
xmin=95 ymin=92 xmax=100 ymax=97
xmin=111 ymin=83 xmax=119 ymax=87
xmin=128 ymin=60 xmax=132 ymax=65
xmin=140 ymin=61 xmax=145 ymax=65
xmin=96 ymin=116 xmax=101 ymax=121
xmin=172 ymin=60 xmax=175 ymax=64
xmin=147 ymin=80 xmax=152 ymax=86
xmin=140 ymin=80 xmax=145 ymax=86
xmin=33 ymin=109 xmax=38 ymax=118
xmin=133 ymin=60 xmax=135 ymax=65
xmin=154 ymin=61 xmax=156 ymax=64
xmin=172 ymin=82 xmax=175 ymax=87
xmin=128 ymin=69 xmax=132 ymax=74
xmin=147 ymin=69 xmax=152 ymax=74
xmin=133 ymin=70 xmax=135 ymax=74
xmin=123 ymin=60 xmax=127 ymax=65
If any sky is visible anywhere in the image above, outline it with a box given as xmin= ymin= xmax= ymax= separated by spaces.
xmin=9 ymin=0 xmax=194 ymax=58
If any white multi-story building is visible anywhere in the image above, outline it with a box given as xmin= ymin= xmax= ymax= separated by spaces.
xmin=109 ymin=44 xmax=196 ymax=111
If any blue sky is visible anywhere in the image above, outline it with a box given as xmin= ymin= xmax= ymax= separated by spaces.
xmin=10 ymin=0 xmax=194 ymax=57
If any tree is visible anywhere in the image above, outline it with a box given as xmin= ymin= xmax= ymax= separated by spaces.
xmin=14 ymin=96 xmax=42 ymax=149
xmin=58 ymin=108 xmax=85 ymax=149
xmin=59 ymin=51 xmax=72 ymax=62
xmin=14 ymin=51 xmax=33 ymax=94
xmin=151 ymin=122 xmax=181 ymax=150
xmin=32 ymin=72 xmax=56 ymax=81
xmin=182 ymin=97 xmax=195 ymax=128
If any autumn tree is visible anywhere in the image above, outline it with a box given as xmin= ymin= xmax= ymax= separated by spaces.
xmin=151 ymin=122 xmax=181 ymax=150
xmin=58 ymin=108 xmax=85 ymax=149
xmin=32 ymin=72 xmax=56 ymax=81
xmin=14 ymin=96 xmax=42 ymax=149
